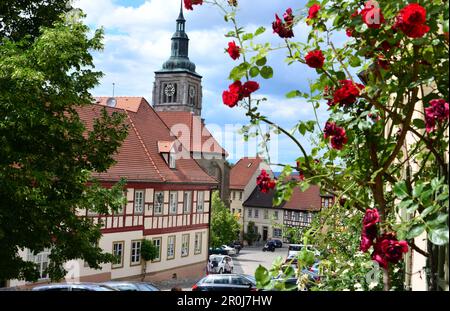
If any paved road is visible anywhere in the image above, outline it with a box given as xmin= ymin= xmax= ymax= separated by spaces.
xmin=233 ymin=245 xmax=289 ymax=276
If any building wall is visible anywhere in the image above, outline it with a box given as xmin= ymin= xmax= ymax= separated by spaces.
xmin=8 ymin=186 xmax=211 ymax=288
xmin=243 ymin=206 xmax=284 ymax=241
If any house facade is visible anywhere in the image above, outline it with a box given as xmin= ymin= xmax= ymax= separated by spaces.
xmin=229 ymin=157 xmax=272 ymax=239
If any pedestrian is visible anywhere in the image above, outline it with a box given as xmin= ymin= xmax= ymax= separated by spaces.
xmin=224 ymin=258 xmax=232 ymax=274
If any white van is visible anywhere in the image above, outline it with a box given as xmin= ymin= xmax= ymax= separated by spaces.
xmin=287 ymin=244 xmax=320 ymax=257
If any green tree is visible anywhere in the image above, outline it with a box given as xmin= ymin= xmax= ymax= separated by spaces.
xmin=0 ymin=10 xmax=128 ymax=282
xmin=210 ymin=191 xmax=240 ymax=248
xmin=0 ymin=0 xmax=73 ymax=42
xmin=244 ymin=221 xmax=259 ymax=246
xmin=140 ymin=239 xmax=159 ymax=281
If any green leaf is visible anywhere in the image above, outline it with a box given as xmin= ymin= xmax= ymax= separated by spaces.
xmin=412 ymin=118 xmax=425 ymax=129
xmin=407 ymin=224 xmax=425 ymax=239
xmin=428 ymin=227 xmax=449 ymax=246
xmin=249 ymin=66 xmax=259 ymax=78
xmin=260 ymin=66 xmax=273 ymax=79
xmin=427 ymin=214 xmax=449 ymax=228
xmin=255 ymin=265 xmax=271 ymax=287
xmin=394 ymin=181 xmax=409 ymax=199
xmin=256 ymin=57 xmax=267 ymax=67
xmin=286 ymin=90 xmax=301 ymax=98
xmin=254 ymin=26 xmax=266 ymax=36
xmin=242 ymin=33 xmax=253 ymax=41
xmin=349 ymin=56 xmax=361 ymax=67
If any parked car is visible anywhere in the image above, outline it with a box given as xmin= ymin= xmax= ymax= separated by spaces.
xmin=221 ymin=244 xmax=236 ymax=256
xmin=101 ymin=281 xmax=160 ymax=291
xmin=209 ymin=255 xmax=234 ymax=274
xmin=192 ymin=274 xmax=257 ymax=291
xmin=287 ymin=244 xmax=320 ymax=257
xmin=31 ymin=283 xmax=117 ymax=291
xmin=271 ymin=239 xmax=283 ymax=248
xmin=209 ymin=247 xmax=228 ymax=255
xmin=301 ymin=261 xmax=321 ymax=283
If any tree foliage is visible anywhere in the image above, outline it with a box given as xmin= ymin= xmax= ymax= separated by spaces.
xmin=210 ymin=191 xmax=240 ymax=248
xmin=0 ymin=7 xmax=128 ymax=282
xmin=244 ymin=221 xmax=259 ymax=246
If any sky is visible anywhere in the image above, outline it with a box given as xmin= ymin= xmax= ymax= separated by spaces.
xmin=73 ymin=0 xmax=343 ymax=168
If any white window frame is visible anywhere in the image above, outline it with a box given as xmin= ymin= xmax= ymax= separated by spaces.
xmin=274 ymin=211 xmax=279 ymax=220
xmin=181 ymin=234 xmax=189 ymax=257
xmin=130 ymin=240 xmax=141 ymax=266
xmin=273 ymin=228 xmax=282 ymax=238
xmin=197 ymin=191 xmax=204 ymax=212
xmin=264 ymin=209 xmax=269 ymax=219
xmin=254 ymin=209 xmax=259 ymax=218
xmin=183 ymin=191 xmax=192 ymax=214
xmin=134 ymin=190 xmax=144 ymax=214
xmin=112 ymin=241 xmax=124 ymax=269
xmin=169 ymin=152 xmax=176 ymax=169
xmin=194 ymin=232 xmax=202 ymax=255
xmin=248 ymin=208 xmax=252 ymax=218
xmin=152 ymin=238 xmax=162 ymax=262
xmin=154 ymin=191 xmax=164 ymax=215
xmin=27 ymin=249 xmax=50 ymax=280
xmin=169 ymin=191 xmax=178 ymax=214
xmin=239 ymin=191 xmax=243 ymax=201
xmin=167 ymin=235 xmax=175 ymax=259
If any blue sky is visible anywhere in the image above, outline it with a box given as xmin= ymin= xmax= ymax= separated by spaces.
xmin=74 ymin=0 xmax=339 ymax=168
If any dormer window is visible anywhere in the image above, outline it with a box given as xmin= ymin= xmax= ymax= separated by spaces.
xmin=158 ymin=141 xmax=176 ymax=169
xmin=169 ymin=152 xmax=176 ymax=169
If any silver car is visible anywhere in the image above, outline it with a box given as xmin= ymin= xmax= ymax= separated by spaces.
xmin=31 ymin=282 xmax=117 ymax=291
xmin=101 ymin=281 xmax=160 ymax=291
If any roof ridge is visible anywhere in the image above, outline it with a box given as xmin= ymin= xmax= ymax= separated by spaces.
xmin=124 ymin=109 xmax=166 ymax=182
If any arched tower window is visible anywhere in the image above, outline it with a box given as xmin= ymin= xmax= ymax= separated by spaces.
xmin=163 ymin=83 xmax=177 ymax=103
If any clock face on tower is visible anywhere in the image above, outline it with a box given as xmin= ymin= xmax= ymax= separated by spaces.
xmin=189 ymin=86 xmax=196 ymax=98
xmin=164 ymin=83 xmax=176 ymax=97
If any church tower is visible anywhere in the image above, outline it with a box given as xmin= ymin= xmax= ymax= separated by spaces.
xmin=153 ymin=2 xmax=202 ymax=116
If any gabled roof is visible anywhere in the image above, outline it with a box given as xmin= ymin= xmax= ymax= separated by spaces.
xmin=157 ymin=111 xmax=227 ymax=156
xmin=77 ymin=97 xmax=218 ymax=185
xmin=229 ymin=157 xmax=264 ymax=190
xmin=243 ymin=185 xmax=324 ymax=212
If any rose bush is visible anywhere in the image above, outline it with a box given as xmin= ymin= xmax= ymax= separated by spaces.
xmin=195 ymin=0 xmax=449 ymax=290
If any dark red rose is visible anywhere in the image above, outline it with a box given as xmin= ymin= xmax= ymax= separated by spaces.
xmin=380 ymin=238 xmax=408 ymax=264
xmin=227 ymin=41 xmax=240 ymax=60
xmin=346 ymin=27 xmax=355 ymax=37
xmin=273 ymin=9 xmax=295 ymax=38
xmin=363 ymin=208 xmax=380 ymax=228
xmin=360 ymin=1 xmax=385 ymax=29
xmin=377 ymin=55 xmax=390 ymax=70
xmin=305 ymin=50 xmax=325 ymax=68
xmin=307 ymin=4 xmax=320 ymax=20
xmin=360 ymin=234 xmax=373 ymax=252
xmin=184 ymin=0 xmax=203 ymax=10
xmin=332 ymin=80 xmax=365 ymax=106
xmin=330 ymin=127 xmax=348 ymax=150
xmin=222 ymin=90 xmax=239 ymax=108
xmin=372 ymin=249 xmax=388 ymax=269
xmin=323 ymin=121 xmax=337 ymax=139
xmin=256 ymin=170 xmax=276 ymax=193
xmin=394 ymin=3 xmax=430 ymax=38
xmin=425 ymin=99 xmax=449 ymax=133
xmin=242 ymin=81 xmax=260 ymax=97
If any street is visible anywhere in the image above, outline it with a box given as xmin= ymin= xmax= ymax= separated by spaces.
xmin=233 ymin=244 xmax=289 ymax=276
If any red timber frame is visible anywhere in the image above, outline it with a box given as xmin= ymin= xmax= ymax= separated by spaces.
xmin=85 ymin=182 xmax=215 ymax=236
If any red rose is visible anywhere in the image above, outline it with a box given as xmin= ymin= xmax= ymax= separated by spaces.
xmin=380 ymin=239 xmax=409 ymax=264
xmin=242 ymin=81 xmax=260 ymax=97
xmin=330 ymin=127 xmax=348 ymax=150
xmin=305 ymin=50 xmax=325 ymax=69
xmin=256 ymin=170 xmax=276 ymax=193
xmin=273 ymin=8 xmax=295 ymax=38
xmin=184 ymin=0 xmax=203 ymax=10
xmin=425 ymin=99 xmax=449 ymax=133
xmin=395 ymin=3 xmax=430 ymax=38
xmin=222 ymin=90 xmax=239 ymax=108
xmin=323 ymin=121 xmax=337 ymax=139
xmin=332 ymin=80 xmax=365 ymax=106
xmin=363 ymin=208 xmax=380 ymax=228
xmin=360 ymin=234 xmax=373 ymax=252
xmin=360 ymin=1 xmax=385 ymax=29
xmin=346 ymin=28 xmax=355 ymax=37
xmin=307 ymin=4 xmax=320 ymax=20
xmin=372 ymin=249 xmax=388 ymax=269
xmin=227 ymin=41 xmax=240 ymax=60
xmin=377 ymin=55 xmax=390 ymax=70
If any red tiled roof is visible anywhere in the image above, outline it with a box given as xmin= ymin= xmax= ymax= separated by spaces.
xmin=229 ymin=157 xmax=265 ymax=190
xmin=157 ymin=141 xmax=174 ymax=153
xmin=95 ymin=97 xmax=142 ymax=112
xmin=243 ymin=184 xmax=324 ymax=212
xmin=283 ymin=186 xmax=322 ymax=211
xmin=157 ymin=111 xmax=228 ymax=156
xmin=77 ymin=98 xmax=218 ymax=185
